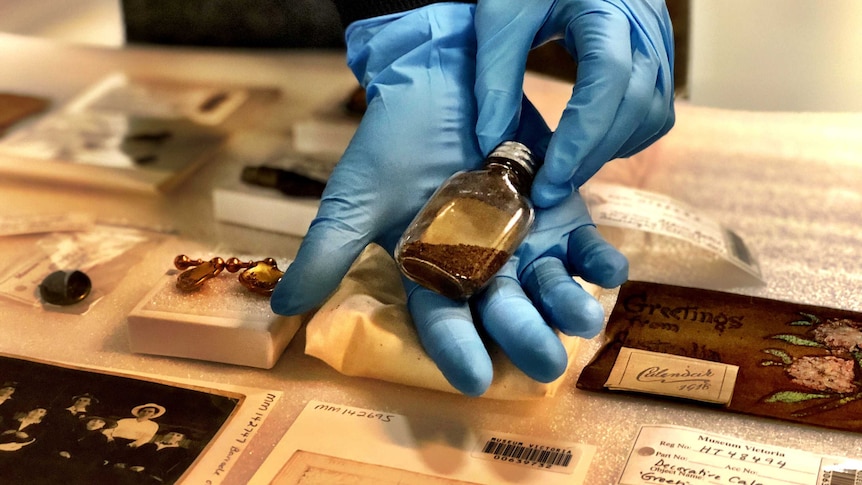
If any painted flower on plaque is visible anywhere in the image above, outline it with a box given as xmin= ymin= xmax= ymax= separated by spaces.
xmin=785 ymin=355 xmax=858 ymax=394
xmin=760 ymin=313 xmax=862 ymax=416
xmin=812 ymin=318 xmax=862 ymax=353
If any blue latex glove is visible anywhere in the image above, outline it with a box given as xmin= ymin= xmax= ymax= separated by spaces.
xmin=271 ymin=4 xmax=491 ymax=388
xmin=474 ymin=0 xmax=676 ymax=208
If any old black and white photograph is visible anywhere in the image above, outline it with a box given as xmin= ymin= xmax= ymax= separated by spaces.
xmin=0 ymin=354 xmax=241 ymax=485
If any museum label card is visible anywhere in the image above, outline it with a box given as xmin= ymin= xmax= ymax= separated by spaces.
xmin=619 ymin=424 xmax=862 ymax=485
xmin=251 ymin=400 xmax=595 ymax=484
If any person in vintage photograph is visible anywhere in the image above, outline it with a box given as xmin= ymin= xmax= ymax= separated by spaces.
xmin=45 ymin=392 xmax=100 ymax=448
xmin=60 ymin=393 xmax=99 ymax=417
xmin=0 ymin=405 xmax=51 ymax=482
xmin=0 ymin=382 xmax=17 ymax=427
xmin=47 ymin=414 xmax=118 ymax=485
xmin=104 ymin=403 xmax=165 ymax=449
xmin=0 ymin=406 xmax=49 ymax=449
xmin=107 ymin=427 xmax=193 ymax=484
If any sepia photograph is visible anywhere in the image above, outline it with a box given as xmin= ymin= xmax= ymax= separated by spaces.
xmin=0 ymin=354 xmax=242 ymax=485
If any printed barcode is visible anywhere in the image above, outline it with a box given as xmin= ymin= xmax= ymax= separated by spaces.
xmin=826 ymin=469 xmax=861 ymax=485
xmin=481 ymin=437 xmax=572 ymax=468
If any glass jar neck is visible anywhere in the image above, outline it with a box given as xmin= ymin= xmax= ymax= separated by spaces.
xmin=486 ymin=160 xmax=534 ymax=195
xmin=484 ymin=141 xmax=538 ymax=194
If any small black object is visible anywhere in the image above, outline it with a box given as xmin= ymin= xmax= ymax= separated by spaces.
xmin=199 ymin=91 xmax=230 ymax=112
xmin=241 ymin=165 xmax=326 ymax=198
xmin=39 ymin=270 xmax=92 ymax=306
xmin=127 ymin=130 xmax=173 ymax=143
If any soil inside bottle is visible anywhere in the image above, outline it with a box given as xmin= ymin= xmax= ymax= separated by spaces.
xmin=399 ymin=241 xmax=510 ymax=300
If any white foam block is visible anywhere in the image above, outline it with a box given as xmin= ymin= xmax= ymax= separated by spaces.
xmin=127 ymin=270 xmax=303 ymax=369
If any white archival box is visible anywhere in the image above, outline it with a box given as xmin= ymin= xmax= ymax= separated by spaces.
xmin=212 ymin=110 xmax=353 ymax=236
xmin=212 ymin=182 xmax=320 ymax=237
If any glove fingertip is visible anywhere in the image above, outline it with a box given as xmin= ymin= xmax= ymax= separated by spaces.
xmin=428 ymin=341 xmax=493 ymax=396
xmin=534 ymin=277 xmax=606 ymax=339
xmin=270 ymin=264 xmax=322 ymax=316
xmin=476 ymin=91 xmax=520 ymax=156
xmin=478 ymin=134 xmax=502 ymax=160
xmin=520 ymin=257 xmax=607 ymax=339
xmin=449 ymin=357 xmax=494 ymax=397
xmin=561 ymin=295 xmax=605 ymax=339
xmin=409 ymin=291 xmax=494 ymax=397
xmin=583 ymin=249 xmax=629 ymax=288
xmin=573 ymin=236 xmax=629 ymax=288
xmin=523 ymin=341 xmax=569 ymax=383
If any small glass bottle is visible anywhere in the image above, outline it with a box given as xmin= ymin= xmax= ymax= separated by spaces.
xmin=395 ymin=141 xmax=538 ymax=300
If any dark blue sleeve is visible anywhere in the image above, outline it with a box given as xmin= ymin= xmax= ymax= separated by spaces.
xmin=332 ymin=0 xmax=476 ymax=27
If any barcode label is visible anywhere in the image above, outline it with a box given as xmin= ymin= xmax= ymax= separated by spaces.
xmin=820 ymin=459 xmax=862 ymax=485
xmin=471 ymin=432 xmax=586 ymax=475
xmin=482 ymin=437 xmax=573 ymax=467
xmin=824 ymin=470 xmax=861 ymax=485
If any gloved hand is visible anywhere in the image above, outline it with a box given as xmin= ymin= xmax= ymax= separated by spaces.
xmin=409 ymin=101 xmax=628 ymax=390
xmin=272 ymin=2 xmax=629 ymax=397
xmin=271 ymin=4 xmax=484 ymax=345
xmin=474 ymin=0 xmax=676 ymax=208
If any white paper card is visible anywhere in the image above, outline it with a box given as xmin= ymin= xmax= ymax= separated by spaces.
xmin=251 ymin=400 xmax=595 ymax=484
xmin=0 ymin=213 xmax=94 ymax=236
xmin=583 ymin=182 xmax=763 ymax=282
xmin=619 ymin=424 xmax=862 ymax=485
xmin=604 ymin=348 xmax=739 ymax=405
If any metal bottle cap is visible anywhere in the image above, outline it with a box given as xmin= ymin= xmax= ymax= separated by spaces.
xmin=487 ymin=141 xmax=538 ymax=178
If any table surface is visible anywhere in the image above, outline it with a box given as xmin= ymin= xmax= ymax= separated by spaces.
xmin=1 ymin=32 xmax=862 ymax=484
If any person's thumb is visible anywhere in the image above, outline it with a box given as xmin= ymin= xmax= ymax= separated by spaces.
xmin=270 ymin=199 xmax=373 ymax=316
